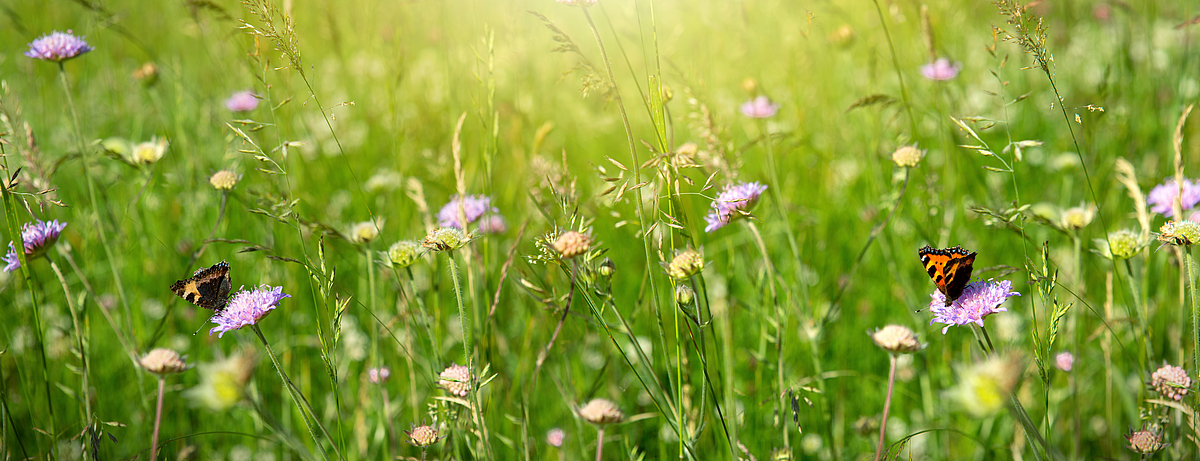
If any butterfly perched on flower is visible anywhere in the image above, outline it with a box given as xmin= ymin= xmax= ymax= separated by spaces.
xmin=917 ymin=245 xmax=976 ymax=306
xmin=170 ymin=261 xmax=232 ymax=311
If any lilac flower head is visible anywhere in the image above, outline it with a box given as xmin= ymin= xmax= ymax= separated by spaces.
xmin=225 ymin=91 xmax=259 ymax=112
xmin=921 ymin=58 xmax=961 ymax=81
xmin=704 ymin=182 xmax=768 ymax=233
xmin=928 ymin=279 xmax=1020 ymax=334
xmin=208 ymin=285 xmax=291 ymax=337
xmin=1147 ymin=178 xmax=1200 ymax=218
xmin=740 ymin=96 xmax=779 ymax=118
xmin=436 ymin=194 xmax=498 ymax=229
xmin=25 ymin=31 xmax=93 ymax=62
xmin=3 ymin=219 xmax=67 ymax=272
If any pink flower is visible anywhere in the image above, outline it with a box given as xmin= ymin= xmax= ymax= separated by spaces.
xmin=25 ymin=31 xmax=93 ymax=62
xmin=928 ymin=279 xmax=1020 ymax=334
xmin=921 ymin=58 xmax=961 ymax=81
xmin=739 ymin=96 xmax=779 ymax=118
xmin=208 ymin=285 xmax=291 ymax=337
xmin=225 ymin=91 xmax=259 ymax=112
xmin=1055 ymin=352 xmax=1074 ymax=372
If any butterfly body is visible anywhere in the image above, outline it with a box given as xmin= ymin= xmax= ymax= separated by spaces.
xmin=918 ymin=245 xmax=976 ymax=306
xmin=171 ymin=261 xmax=232 ymax=311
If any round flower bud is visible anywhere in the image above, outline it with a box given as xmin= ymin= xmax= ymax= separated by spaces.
xmin=870 ymin=325 xmax=923 ymax=354
xmin=438 ymin=364 xmax=471 ymax=397
xmin=552 ymin=231 xmax=591 ymax=259
xmin=385 ymin=240 xmax=422 ymax=268
xmin=209 ymin=170 xmax=240 ymax=190
xmin=406 ymin=425 xmax=440 ymax=447
xmin=675 ymin=284 xmax=695 ymax=306
xmin=1126 ymin=427 xmax=1164 ymax=455
xmin=140 ymin=348 xmax=189 ymax=376
xmin=891 ymin=145 xmax=925 ymax=168
xmin=666 ymin=249 xmax=704 ymax=280
xmin=1106 ymin=229 xmax=1140 ymax=260
xmin=578 ymin=398 xmax=625 ymax=425
xmin=598 ymin=258 xmax=616 ymax=278
xmin=1150 ymin=364 xmax=1191 ymax=401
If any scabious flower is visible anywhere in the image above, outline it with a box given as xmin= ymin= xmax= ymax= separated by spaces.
xmin=578 ymin=398 xmax=625 ymax=425
xmin=704 ymin=182 xmax=768 ymax=233
xmin=3 ymin=219 xmax=68 ymax=272
xmin=1147 ymin=177 xmax=1200 ymax=218
xmin=891 ymin=145 xmax=925 ymax=168
xmin=871 ymin=325 xmax=924 ymax=354
xmin=920 ymin=58 xmax=961 ymax=81
xmin=478 ymin=215 xmax=507 ymax=234
xmin=1055 ymin=352 xmax=1074 ymax=372
xmin=225 ymin=91 xmax=259 ymax=112
xmin=665 ymin=248 xmax=704 ymax=280
xmin=384 ymin=240 xmax=422 ymax=268
xmin=210 ymin=170 xmax=240 ymax=190
xmin=1158 ymin=219 xmax=1200 ymax=246
xmin=438 ymin=364 xmax=471 ymax=397
xmin=739 ymin=96 xmax=779 ymax=118
xmin=348 ymin=220 xmax=381 ymax=244
xmin=1060 ymin=203 xmax=1096 ymax=230
xmin=368 ymin=367 xmax=390 ymax=384
xmin=25 ymin=31 xmax=93 ymax=62
xmin=140 ymin=348 xmax=190 ymax=376
xmin=436 ymin=194 xmax=498 ymax=229
xmin=406 ymin=424 xmax=442 ymax=447
xmin=928 ymin=279 xmax=1020 ymax=334
xmin=1095 ymin=229 xmax=1142 ymax=260
xmin=552 ymin=231 xmax=591 ymax=259
xmin=133 ymin=137 xmax=169 ymax=164
xmin=208 ymin=285 xmax=291 ymax=338
xmin=1126 ymin=426 xmax=1165 ymax=455
xmin=1150 ymin=364 xmax=1191 ymax=401
xmin=546 ymin=428 xmax=565 ymax=447
xmin=422 ymin=227 xmax=471 ymax=252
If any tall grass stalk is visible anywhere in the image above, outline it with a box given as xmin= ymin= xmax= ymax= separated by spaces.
xmin=445 ymin=253 xmax=493 ymax=459
xmin=47 ymin=259 xmax=92 ymax=444
xmin=251 ymin=324 xmax=341 ymax=461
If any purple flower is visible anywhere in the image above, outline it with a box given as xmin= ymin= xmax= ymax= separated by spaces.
xmin=225 ymin=91 xmax=259 ymax=112
xmin=368 ymin=367 xmax=391 ymax=384
xmin=1055 ymin=352 xmax=1074 ymax=372
xmin=739 ymin=96 xmax=779 ymax=118
xmin=3 ymin=219 xmax=67 ymax=272
xmin=208 ymin=285 xmax=291 ymax=337
xmin=920 ymin=58 xmax=961 ymax=81
xmin=436 ymin=194 xmax=498 ymax=229
xmin=704 ymin=182 xmax=768 ymax=233
xmin=478 ymin=214 xmax=507 ymax=234
xmin=1148 ymin=178 xmax=1200 ymax=218
xmin=928 ymin=279 xmax=1020 ymax=334
xmin=25 ymin=31 xmax=93 ymax=62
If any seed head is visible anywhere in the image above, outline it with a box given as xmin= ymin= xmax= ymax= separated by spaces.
xmin=552 ymin=231 xmax=591 ymax=259
xmin=890 ymin=145 xmax=925 ymax=168
xmin=406 ymin=425 xmax=441 ymax=447
xmin=438 ymin=363 xmax=471 ymax=397
xmin=1150 ymin=364 xmax=1191 ymax=401
xmin=871 ymin=325 xmax=923 ymax=354
xmin=140 ymin=348 xmax=189 ymax=376
xmin=666 ymin=248 xmax=704 ymax=280
xmin=578 ymin=398 xmax=624 ymax=425
xmin=385 ymin=240 xmax=422 ymax=268
xmin=1126 ymin=426 xmax=1164 ymax=455
xmin=210 ymin=170 xmax=240 ymax=190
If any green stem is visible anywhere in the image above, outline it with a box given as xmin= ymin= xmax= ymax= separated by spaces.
xmin=48 ymin=259 xmax=92 ymax=433
xmin=1187 ymin=249 xmax=1200 ymax=448
xmin=252 ymin=325 xmax=340 ymax=461
xmin=445 ymin=254 xmax=492 ymax=459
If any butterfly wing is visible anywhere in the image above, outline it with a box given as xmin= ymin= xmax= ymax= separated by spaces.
xmin=918 ymin=245 xmax=977 ymax=305
xmin=170 ymin=261 xmax=232 ymax=311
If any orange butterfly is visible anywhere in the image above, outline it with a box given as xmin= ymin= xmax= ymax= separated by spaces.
xmin=918 ymin=245 xmax=976 ymax=306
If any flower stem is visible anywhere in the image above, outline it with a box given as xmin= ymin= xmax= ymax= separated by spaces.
xmin=48 ymin=259 xmax=92 ymax=433
xmin=874 ymin=355 xmax=898 ymax=461
xmin=150 ymin=378 xmax=165 ymax=461
xmin=594 ymin=427 xmax=605 ymax=461
xmin=533 ymin=259 xmax=579 ymax=386
xmin=252 ymin=325 xmax=340 ymax=461
xmin=445 ymin=254 xmax=492 ymax=459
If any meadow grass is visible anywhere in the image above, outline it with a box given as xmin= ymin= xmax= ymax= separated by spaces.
xmin=2 ymin=0 xmax=1200 ymax=459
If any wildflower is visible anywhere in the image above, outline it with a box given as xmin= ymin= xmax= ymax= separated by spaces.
xmin=133 ymin=137 xmax=169 ymax=164
xmin=140 ymin=348 xmax=189 ymax=376
xmin=478 ymin=214 xmax=507 ymax=234
xmin=384 ymin=240 xmax=422 ymax=268
xmin=1158 ymin=220 xmax=1200 ymax=246
xmin=1148 ymin=178 xmax=1200 ymax=218
xmin=741 ymin=78 xmax=758 ymax=94
xmin=871 ymin=325 xmax=923 ymax=354
xmin=438 ymin=364 xmax=471 ymax=397
xmin=133 ymin=62 xmax=159 ymax=85
xmin=368 ymin=367 xmax=390 ymax=384
xmin=209 ymin=170 xmax=240 ymax=190
xmin=704 ymin=182 xmax=768 ymax=233
xmin=3 ymin=219 xmax=67 ymax=273
xmin=406 ymin=424 xmax=441 ymax=447
xmin=185 ymin=350 xmax=258 ymax=411
xmin=666 ymin=248 xmax=704 ymax=280
xmin=348 ymin=220 xmax=381 ymax=244
xmin=920 ymin=58 xmax=961 ymax=81
xmin=927 ymin=279 xmax=1020 ymax=334
xmin=546 ymin=428 xmax=565 ymax=447
xmin=739 ymin=96 xmax=779 ymax=118
xmin=552 ymin=230 xmax=591 ymax=259
xmin=1126 ymin=426 xmax=1165 ymax=455
xmin=578 ymin=398 xmax=625 ymax=425
xmin=25 ymin=31 xmax=93 ymax=62
xmin=891 ymin=145 xmax=925 ymax=168
xmin=436 ymin=194 xmax=498 ymax=229
xmin=208 ymin=285 xmax=291 ymax=338
xmin=556 ymin=0 xmax=596 ymax=6
xmin=1095 ymin=229 xmax=1141 ymax=260
xmin=675 ymin=284 xmax=695 ymax=306
xmin=422 ymin=227 xmax=471 ymax=252
xmin=225 ymin=91 xmax=259 ymax=112
xmin=1150 ymin=363 xmax=1191 ymax=401
xmin=1059 ymin=203 xmax=1096 ymax=230
xmin=1055 ymin=352 xmax=1074 ymax=372
xmin=946 ymin=354 xmax=1022 ymax=417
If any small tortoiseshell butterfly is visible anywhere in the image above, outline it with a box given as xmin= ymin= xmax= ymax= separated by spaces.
xmin=917 ymin=245 xmax=976 ymax=306
xmin=171 ymin=261 xmax=232 ymax=311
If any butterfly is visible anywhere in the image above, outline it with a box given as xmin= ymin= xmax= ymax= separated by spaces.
xmin=170 ymin=261 xmax=232 ymax=311
xmin=917 ymin=245 xmax=976 ymax=306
